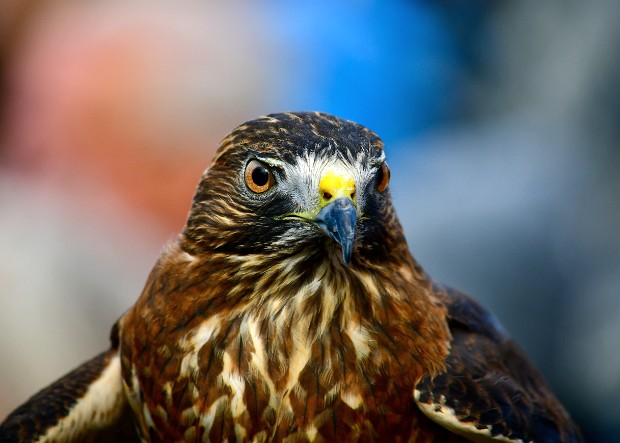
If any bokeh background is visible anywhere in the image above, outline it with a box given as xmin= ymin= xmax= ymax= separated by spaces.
xmin=1 ymin=1 xmax=618 ymax=441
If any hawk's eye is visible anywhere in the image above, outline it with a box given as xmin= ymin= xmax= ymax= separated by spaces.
xmin=245 ymin=159 xmax=276 ymax=193
xmin=376 ymin=162 xmax=390 ymax=192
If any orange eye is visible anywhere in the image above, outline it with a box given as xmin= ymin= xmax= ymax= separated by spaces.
xmin=376 ymin=163 xmax=390 ymax=192
xmin=245 ymin=159 xmax=276 ymax=193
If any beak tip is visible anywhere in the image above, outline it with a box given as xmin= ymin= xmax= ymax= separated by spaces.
xmin=342 ymin=245 xmax=353 ymax=265
xmin=315 ymin=198 xmax=358 ymax=266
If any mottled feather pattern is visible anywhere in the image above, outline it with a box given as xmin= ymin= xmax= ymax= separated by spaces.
xmin=120 ymin=238 xmax=452 ymax=441
xmin=1 ymin=112 xmax=583 ymax=442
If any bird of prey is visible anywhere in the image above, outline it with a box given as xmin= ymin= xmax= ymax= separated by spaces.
xmin=1 ymin=112 xmax=583 ymax=442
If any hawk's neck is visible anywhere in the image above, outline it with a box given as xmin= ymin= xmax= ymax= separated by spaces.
xmin=120 ymin=238 xmax=451 ymax=439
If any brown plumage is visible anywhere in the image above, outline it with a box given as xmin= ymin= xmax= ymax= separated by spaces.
xmin=1 ymin=112 xmax=583 ymax=442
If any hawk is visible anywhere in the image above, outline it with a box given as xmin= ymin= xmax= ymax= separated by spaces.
xmin=1 ymin=112 xmax=583 ymax=442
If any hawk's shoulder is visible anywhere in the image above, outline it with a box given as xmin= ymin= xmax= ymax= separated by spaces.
xmin=414 ymin=283 xmax=584 ymax=443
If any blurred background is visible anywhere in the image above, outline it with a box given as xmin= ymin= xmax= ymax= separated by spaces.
xmin=1 ymin=1 xmax=618 ymax=440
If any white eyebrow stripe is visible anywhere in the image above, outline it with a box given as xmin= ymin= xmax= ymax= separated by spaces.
xmin=255 ymin=156 xmax=286 ymax=169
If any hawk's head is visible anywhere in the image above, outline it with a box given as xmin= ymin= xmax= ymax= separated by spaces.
xmin=184 ymin=111 xmax=399 ymax=267
xmin=119 ymin=112 xmax=452 ymax=442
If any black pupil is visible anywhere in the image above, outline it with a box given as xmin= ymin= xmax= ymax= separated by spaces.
xmin=252 ymin=165 xmax=270 ymax=186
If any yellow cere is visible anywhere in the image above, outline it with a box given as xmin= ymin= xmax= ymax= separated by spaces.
xmin=319 ymin=170 xmax=356 ymax=207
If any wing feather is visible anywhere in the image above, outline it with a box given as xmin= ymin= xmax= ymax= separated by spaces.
xmin=0 ymin=349 xmax=137 ymax=443
xmin=415 ymin=284 xmax=584 ymax=443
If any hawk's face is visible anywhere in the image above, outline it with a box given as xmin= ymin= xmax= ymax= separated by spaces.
xmin=184 ymin=112 xmax=395 ymax=266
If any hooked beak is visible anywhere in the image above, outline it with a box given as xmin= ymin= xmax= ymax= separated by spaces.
xmin=314 ymin=197 xmax=358 ymax=265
